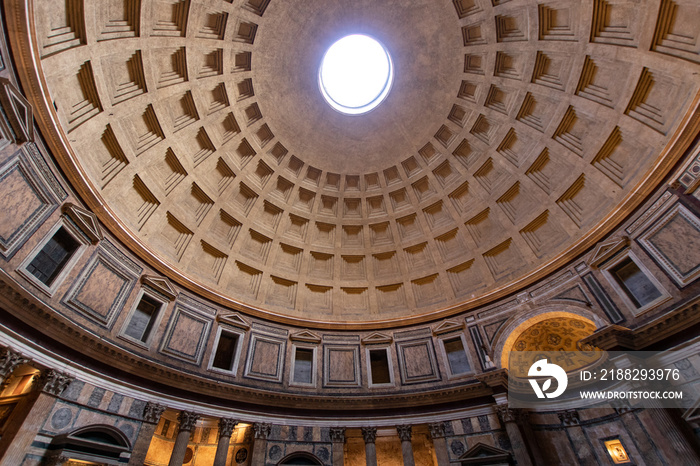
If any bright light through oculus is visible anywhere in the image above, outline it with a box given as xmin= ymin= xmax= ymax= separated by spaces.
xmin=319 ymin=35 xmax=393 ymax=115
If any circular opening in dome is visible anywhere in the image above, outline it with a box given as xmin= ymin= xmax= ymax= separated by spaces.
xmin=319 ymin=35 xmax=393 ymax=115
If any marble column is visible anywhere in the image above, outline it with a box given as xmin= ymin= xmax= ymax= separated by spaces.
xmin=250 ymin=423 xmax=271 ymax=466
xmin=128 ymin=402 xmax=166 ymax=466
xmin=428 ymin=422 xmax=450 ymax=466
xmin=361 ymin=427 xmax=377 ymax=466
xmin=213 ymin=418 xmax=238 ymax=466
xmin=557 ymin=409 xmax=601 ymax=466
xmin=329 ymin=427 xmax=346 ymax=466
xmin=495 ymin=405 xmax=533 ymax=466
xmin=168 ymin=411 xmax=199 ymax=466
xmin=641 ymin=402 xmax=700 ymax=463
xmin=396 ymin=425 xmax=415 ymax=466
xmin=0 ymin=369 xmax=73 ymax=465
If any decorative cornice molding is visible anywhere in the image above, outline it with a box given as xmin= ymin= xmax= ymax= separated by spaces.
xmin=0 ymin=277 xmax=492 ymax=412
xmin=581 ymin=299 xmax=700 ymax=350
xmin=587 ymin=236 xmax=629 ymax=268
xmin=361 ymin=332 xmax=393 ymax=345
xmin=432 ymin=320 xmax=464 ymax=335
xmin=141 ymin=275 xmax=177 ymax=301
xmin=0 ymin=77 xmax=33 ymax=143
xmin=475 ymin=368 xmax=508 ymax=390
xmin=62 ymin=203 xmax=103 ymax=244
xmin=216 ymin=312 xmax=250 ymax=330
xmin=290 ymin=330 xmax=321 ymax=344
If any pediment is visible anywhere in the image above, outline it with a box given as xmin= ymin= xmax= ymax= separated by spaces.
xmin=141 ymin=275 xmax=177 ymax=301
xmin=63 ymin=203 xmax=103 ymax=244
xmin=460 ymin=442 xmax=511 ymax=462
xmin=217 ymin=313 xmax=250 ymax=330
xmin=587 ymin=237 xmax=629 ymax=268
xmin=361 ymin=332 xmax=393 ymax=345
xmin=290 ymin=330 xmax=321 ymax=343
xmin=433 ymin=319 xmax=464 ymax=335
xmin=0 ymin=78 xmax=33 ymax=143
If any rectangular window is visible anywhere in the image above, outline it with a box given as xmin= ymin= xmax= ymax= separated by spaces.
xmin=124 ymin=295 xmax=161 ymax=342
xmin=293 ymin=348 xmax=314 ymax=384
xmin=444 ymin=337 xmax=471 ymax=375
xmin=26 ymin=227 xmax=79 ymax=286
xmin=369 ymin=349 xmax=391 ymax=385
xmin=212 ymin=331 xmax=239 ymax=371
xmin=610 ymin=257 xmax=662 ymax=308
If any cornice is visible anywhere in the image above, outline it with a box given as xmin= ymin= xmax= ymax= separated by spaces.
xmin=0 ymin=276 xmax=496 ymax=414
xmin=581 ymin=297 xmax=700 ymax=350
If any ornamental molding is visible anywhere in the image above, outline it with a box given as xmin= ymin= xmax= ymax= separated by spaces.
xmin=218 ymin=418 xmax=238 ymax=438
xmin=329 ymin=427 xmax=345 ymax=443
xmin=0 ymin=347 xmax=30 ymax=380
xmin=141 ymin=275 xmax=177 ymax=301
xmin=143 ymin=402 xmax=166 ymax=424
xmin=253 ymin=422 xmax=271 ymax=439
xmin=33 ymin=369 xmax=74 ymax=396
xmin=396 ymin=425 xmax=412 ymax=441
xmin=361 ymin=427 xmax=377 ymax=444
xmin=177 ymin=411 xmax=200 ymax=432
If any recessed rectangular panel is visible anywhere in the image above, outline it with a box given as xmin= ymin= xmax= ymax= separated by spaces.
xmin=395 ymin=338 xmax=440 ymax=384
xmin=244 ymin=333 xmax=286 ymax=383
xmin=62 ymin=245 xmax=140 ymax=327
xmin=159 ymin=304 xmax=213 ymax=364
xmin=0 ymin=154 xmax=59 ymax=259
xmin=638 ymin=203 xmax=700 ymax=287
xmin=323 ymin=345 xmax=361 ymax=387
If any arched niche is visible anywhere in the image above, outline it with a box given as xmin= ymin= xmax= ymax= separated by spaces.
xmin=490 ymin=305 xmax=605 ymax=370
xmin=48 ymin=424 xmax=132 ymax=465
xmin=278 ymin=451 xmax=324 ymax=465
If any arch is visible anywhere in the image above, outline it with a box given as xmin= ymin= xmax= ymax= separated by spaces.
xmin=490 ymin=305 xmax=605 ymax=369
xmin=49 ymin=424 xmax=132 ymax=465
xmin=278 ymin=451 xmax=324 ymax=465
xmin=69 ymin=424 xmax=132 ymax=448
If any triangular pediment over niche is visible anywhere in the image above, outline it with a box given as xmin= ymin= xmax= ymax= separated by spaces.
xmin=361 ymin=332 xmax=393 ymax=345
xmin=0 ymin=77 xmax=33 ymax=143
xmin=63 ymin=203 xmax=103 ymax=244
xmin=587 ymin=236 xmax=629 ymax=268
xmin=460 ymin=442 xmax=512 ymax=463
xmin=433 ymin=319 xmax=464 ymax=335
xmin=217 ymin=312 xmax=250 ymax=330
xmin=141 ymin=275 xmax=177 ymax=301
xmin=290 ymin=330 xmax=321 ymax=343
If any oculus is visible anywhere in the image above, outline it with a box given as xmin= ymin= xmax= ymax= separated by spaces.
xmin=319 ymin=34 xmax=393 ymax=115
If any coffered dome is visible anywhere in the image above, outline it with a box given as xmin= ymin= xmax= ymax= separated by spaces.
xmin=23 ymin=0 xmax=700 ymax=327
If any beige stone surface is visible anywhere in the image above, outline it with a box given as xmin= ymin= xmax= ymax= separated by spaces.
xmin=22 ymin=0 xmax=700 ymax=325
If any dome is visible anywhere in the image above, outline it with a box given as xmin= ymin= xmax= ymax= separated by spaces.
xmin=1 ymin=0 xmax=700 ymax=464
xmin=20 ymin=0 xmax=699 ymax=328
